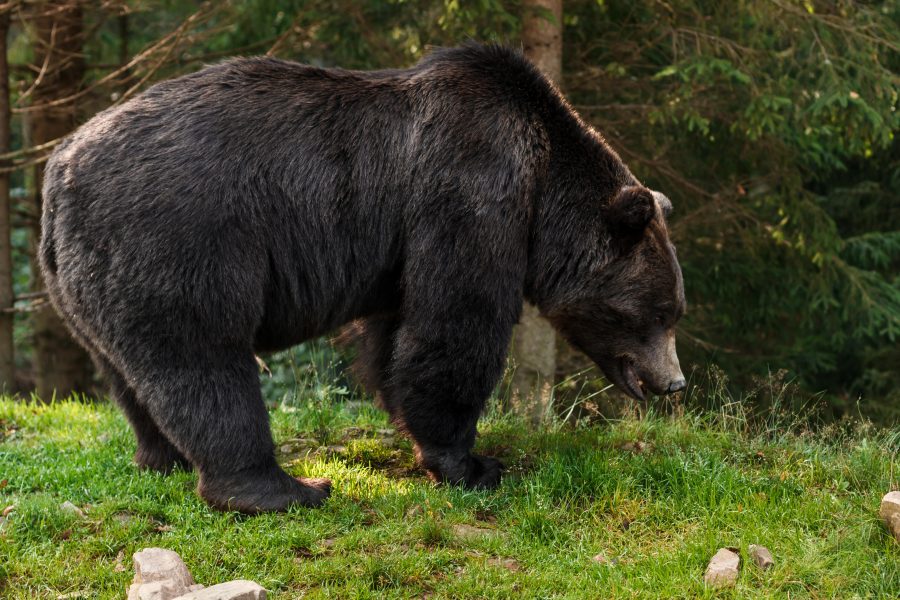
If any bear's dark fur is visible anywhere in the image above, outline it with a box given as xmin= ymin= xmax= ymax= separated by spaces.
xmin=40 ymin=44 xmax=685 ymax=513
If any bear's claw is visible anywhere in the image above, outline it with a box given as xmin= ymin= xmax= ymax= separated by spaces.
xmin=464 ymin=454 xmax=505 ymax=490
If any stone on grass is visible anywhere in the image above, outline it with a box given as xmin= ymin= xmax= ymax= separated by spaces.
xmin=128 ymin=580 xmax=180 ymax=600
xmin=127 ymin=548 xmax=264 ymax=600
xmin=487 ymin=557 xmax=520 ymax=572
xmin=115 ymin=550 xmax=127 ymax=572
xmin=619 ymin=441 xmax=654 ymax=454
xmin=592 ymin=553 xmax=618 ymax=566
xmin=171 ymin=581 xmax=266 ymax=600
xmin=60 ymin=501 xmax=85 ymax=518
xmin=880 ymin=491 xmax=900 ymax=543
xmin=128 ymin=548 xmax=196 ymax=600
xmin=452 ymin=524 xmax=495 ymax=540
xmin=704 ymin=548 xmax=740 ymax=587
xmin=748 ymin=544 xmax=774 ymax=570
xmin=133 ymin=548 xmax=196 ymax=588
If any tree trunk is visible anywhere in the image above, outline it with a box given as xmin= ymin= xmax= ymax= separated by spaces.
xmin=27 ymin=1 xmax=93 ymax=400
xmin=509 ymin=0 xmax=562 ymax=424
xmin=522 ymin=0 xmax=562 ymax=83
xmin=0 ymin=11 xmax=14 ymax=393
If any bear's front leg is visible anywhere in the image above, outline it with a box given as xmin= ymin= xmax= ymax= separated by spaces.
xmin=416 ymin=443 xmax=505 ymax=490
xmin=384 ymin=308 xmax=517 ymax=490
xmin=391 ymin=178 xmax=530 ymax=488
xmin=397 ymin=385 xmax=506 ymax=490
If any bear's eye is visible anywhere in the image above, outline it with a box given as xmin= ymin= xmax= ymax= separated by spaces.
xmin=655 ymin=315 xmax=666 ymax=327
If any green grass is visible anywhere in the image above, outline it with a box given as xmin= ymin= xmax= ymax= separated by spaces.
xmin=0 ymin=396 xmax=897 ymax=598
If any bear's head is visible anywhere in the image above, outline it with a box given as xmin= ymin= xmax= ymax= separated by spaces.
xmin=541 ymin=185 xmax=686 ymax=400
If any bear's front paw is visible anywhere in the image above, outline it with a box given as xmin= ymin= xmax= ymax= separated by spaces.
xmin=420 ymin=448 xmax=504 ymax=490
xmin=463 ymin=454 xmax=504 ymax=490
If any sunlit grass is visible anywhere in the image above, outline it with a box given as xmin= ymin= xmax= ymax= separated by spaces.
xmin=0 ymin=394 xmax=897 ymax=598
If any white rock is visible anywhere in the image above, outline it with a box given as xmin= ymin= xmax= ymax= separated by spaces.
xmin=126 ymin=549 xmax=263 ymax=600
xmin=128 ymin=579 xmax=192 ymax=600
xmin=130 ymin=548 xmax=196 ymax=599
xmin=704 ymin=547 xmax=740 ymax=587
xmin=880 ymin=491 xmax=900 ymax=543
xmin=748 ymin=544 xmax=774 ymax=570
xmin=171 ymin=580 xmax=266 ymax=600
xmin=130 ymin=580 xmax=186 ymax=600
xmin=129 ymin=581 xmax=206 ymax=600
xmin=60 ymin=501 xmax=85 ymax=518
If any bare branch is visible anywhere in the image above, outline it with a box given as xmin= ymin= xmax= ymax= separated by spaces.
xmin=12 ymin=2 xmax=219 ymax=115
xmin=14 ymin=19 xmax=56 ymax=106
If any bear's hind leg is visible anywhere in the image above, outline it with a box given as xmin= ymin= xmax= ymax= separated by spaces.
xmin=133 ymin=345 xmax=330 ymax=513
xmin=96 ymin=356 xmax=191 ymax=474
xmin=337 ymin=315 xmax=400 ymax=413
xmin=70 ymin=325 xmax=190 ymax=474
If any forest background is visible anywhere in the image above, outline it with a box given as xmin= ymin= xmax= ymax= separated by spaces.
xmin=0 ymin=0 xmax=898 ymax=425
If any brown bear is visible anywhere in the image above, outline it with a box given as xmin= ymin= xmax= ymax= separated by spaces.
xmin=39 ymin=43 xmax=685 ymax=513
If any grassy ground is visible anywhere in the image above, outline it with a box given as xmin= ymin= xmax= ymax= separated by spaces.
xmin=0 ymin=394 xmax=898 ymax=598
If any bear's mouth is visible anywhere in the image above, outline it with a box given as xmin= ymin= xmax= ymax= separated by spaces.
xmin=620 ymin=358 xmax=646 ymax=400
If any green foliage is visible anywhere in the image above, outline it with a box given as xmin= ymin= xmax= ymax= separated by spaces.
xmin=259 ymin=341 xmax=354 ymax=443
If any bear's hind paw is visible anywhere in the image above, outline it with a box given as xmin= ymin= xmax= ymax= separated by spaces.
xmin=134 ymin=442 xmax=192 ymax=474
xmin=198 ymin=466 xmax=331 ymax=513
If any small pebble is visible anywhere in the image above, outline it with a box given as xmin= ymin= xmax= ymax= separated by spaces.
xmin=487 ymin=557 xmax=520 ymax=571
xmin=748 ymin=544 xmax=774 ymax=570
xmin=60 ymin=501 xmax=85 ymax=518
xmin=704 ymin=547 xmax=740 ymax=587
xmin=880 ymin=491 xmax=900 ymax=542
xmin=452 ymin=524 xmax=495 ymax=540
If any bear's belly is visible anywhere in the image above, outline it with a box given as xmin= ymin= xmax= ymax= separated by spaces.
xmin=253 ymin=263 xmax=403 ymax=354
xmin=253 ymin=317 xmax=317 ymax=353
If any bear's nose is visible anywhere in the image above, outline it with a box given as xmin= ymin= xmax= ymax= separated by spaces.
xmin=666 ymin=378 xmax=686 ymax=394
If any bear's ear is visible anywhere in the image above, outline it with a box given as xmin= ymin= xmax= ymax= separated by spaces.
xmin=606 ymin=185 xmax=655 ymax=233
xmin=651 ymin=190 xmax=673 ymax=219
